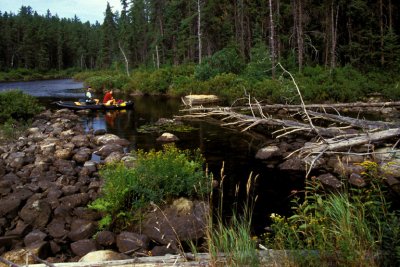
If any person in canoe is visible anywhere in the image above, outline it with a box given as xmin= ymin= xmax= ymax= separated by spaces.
xmin=103 ymin=90 xmax=116 ymax=106
xmin=85 ymin=87 xmax=99 ymax=104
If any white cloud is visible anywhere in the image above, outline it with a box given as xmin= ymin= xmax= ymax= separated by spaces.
xmin=0 ymin=0 xmax=122 ymax=24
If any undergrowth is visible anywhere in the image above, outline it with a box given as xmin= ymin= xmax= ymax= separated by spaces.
xmin=89 ymin=144 xmax=210 ymax=230
xmin=264 ymin=160 xmax=400 ymax=266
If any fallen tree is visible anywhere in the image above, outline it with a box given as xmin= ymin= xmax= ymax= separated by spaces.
xmin=178 ymin=99 xmax=400 ymax=175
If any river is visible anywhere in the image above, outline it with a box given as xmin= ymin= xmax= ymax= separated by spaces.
xmin=0 ymin=79 xmax=304 ymax=234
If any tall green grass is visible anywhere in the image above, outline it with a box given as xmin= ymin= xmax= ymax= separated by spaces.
xmin=264 ymin=161 xmax=400 ymax=266
xmin=205 ymin=168 xmax=260 ymax=266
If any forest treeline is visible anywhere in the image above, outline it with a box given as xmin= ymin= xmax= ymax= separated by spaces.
xmin=1 ymin=0 xmax=400 ymax=72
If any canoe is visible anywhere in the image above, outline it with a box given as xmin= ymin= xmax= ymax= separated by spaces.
xmin=54 ymin=100 xmax=134 ymax=110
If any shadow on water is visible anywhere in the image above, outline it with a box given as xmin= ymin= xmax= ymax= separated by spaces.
xmin=3 ymin=79 xmax=305 ymax=234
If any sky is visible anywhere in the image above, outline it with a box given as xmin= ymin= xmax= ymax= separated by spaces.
xmin=0 ymin=0 xmax=122 ymax=24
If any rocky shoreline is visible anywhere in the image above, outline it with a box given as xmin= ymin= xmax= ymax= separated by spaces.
xmin=0 ymin=109 xmax=207 ymax=265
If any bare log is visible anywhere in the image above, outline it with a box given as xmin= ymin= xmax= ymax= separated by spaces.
xmin=307 ymin=110 xmax=396 ymax=130
xmin=177 ymin=109 xmax=348 ymax=138
xmin=181 ymin=101 xmax=400 ymax=112
xmin=300 ymin=128 xmax=400 ymax=155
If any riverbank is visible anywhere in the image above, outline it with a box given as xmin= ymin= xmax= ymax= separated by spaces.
xmin=0 ymin=108 xmax=209 ymax=265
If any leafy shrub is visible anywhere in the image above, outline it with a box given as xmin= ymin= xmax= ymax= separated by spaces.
xmin=243 ymin=42 xmax=272 ymax=81
xmin=85 ymin=74 xmax=130 ymax=91
xmin=0 ymin=90 xmax=44 ymax=123
xmin=195 ymin=46 xmax=246 ymax=81
xmin=168 ymin=75 xmax=207 ymax=97
xmin=89 ymin=144 xmax=209 ymax=229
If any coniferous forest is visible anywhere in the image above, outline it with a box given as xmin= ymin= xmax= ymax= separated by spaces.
xmin=1 ymin=1 xmax=400 ymax=72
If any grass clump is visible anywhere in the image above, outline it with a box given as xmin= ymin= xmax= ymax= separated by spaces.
xmin=264 ymin=161 xmax=400 ymax=266
xmin=89 ymin=144 xmax=210 ymax=229
xmin=206 ymin=170 xmax=260 ymax=266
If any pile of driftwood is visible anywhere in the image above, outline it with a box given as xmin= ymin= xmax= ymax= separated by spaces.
xmin=178 ymin=97 xmax=400 ymax=175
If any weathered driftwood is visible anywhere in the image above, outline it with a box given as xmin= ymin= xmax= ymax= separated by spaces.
xmin=181 ymin=101 xmax=400 ymax=113
xmin=307 ymin=110 xmax=395 ymax=130
xmin=178 ymin=109 xmax=352 ymax=138
xmin=300 ymin=128 xmax=400 ymax=155
xmin=178 ymin=101 xmax=400 ymax=169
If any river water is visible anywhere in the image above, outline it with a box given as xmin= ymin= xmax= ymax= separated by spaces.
xmin=0 ymin=79 xmax=304 ymax=233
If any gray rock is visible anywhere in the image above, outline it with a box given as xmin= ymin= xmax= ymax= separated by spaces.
xmin=104 ymin=151 xmax=124 ymax=164
xmin=73 ymin=148 xmax=92 ymax=163
xmin=79 ymin=250 xmax=130 ymax=262
xmin=317 ymin=173 xmax=343 ymax=189
xmin=348 ymin=173 xmax=366 ymax=187
xmin=141 ymin=199 xmax=208 ymax=250
xmin=116 ymin=231 xmax=150 ymax=253
xmin=47 ymin=218 xmax=68 ymax=239
xmin=68 ymin=219 xmax=97 ymax=242
xmin=278 ymin=157 xmax=305 ymax=171
xmin=54 ymin=148 xmax=73 ymax=160
xmin=71 ymin=239 xmax=97 ymax=257
xmin=24 ymin=230 xmax=47 ymax=247
xmin=94 ymin=143 xmax=124 ymax=158
xmin=255 ymin=146 xmax=280 ymax=160
xmin=71 ymin=135 xmax=89 ymax=147
xmin=54 ymin=159 xmax=76 ymax=176
xmin=156 ymin=132 xmax=179 ymax=142
xmin=19 ymin=199 xmax=52 ymax=229
xmin=151 ymin=245 xmax=176 ymax=256
xmin=95 ymin=231 xmax=116 ymax=247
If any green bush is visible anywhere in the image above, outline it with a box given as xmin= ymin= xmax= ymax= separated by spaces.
xmin=0 ymin=90 xmax=44 ymax=123
xmin=168 ymin=75 xmax=207 ymax=97
xmin=85 ymin=74 xmax=130 ymax=91
xmin=243 ymin=42 xmax=272 ymax=81
xmin=195 ymin=46 xmax=246 ymax=81
xmin=89 ymin=144 xmax=210 ymax=229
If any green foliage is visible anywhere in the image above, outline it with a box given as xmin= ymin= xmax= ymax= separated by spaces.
xmin=0 ymin=119 xmax=29 ymax=142
xmin=89 ymin=144 xmax=209 ymax=229
xmin=264 ymin=161 xmax=400 ymax=266
xmin=243 ymin=42 xmax=272 ymax=81
xmin=195 ymin=47 xmax=246 ymax=81
xmin=85 ymin=73 xmax=130 ymax=91
xmin=0 ymin=90 xmax=44 ymax=123
xmin=208 ymin=213 xmax=259 ymax=267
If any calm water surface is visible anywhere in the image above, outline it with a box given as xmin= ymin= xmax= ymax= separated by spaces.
xmin=1 ymin=79 xmax=304 ymax=233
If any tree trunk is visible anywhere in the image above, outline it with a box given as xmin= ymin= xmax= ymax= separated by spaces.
xmin=118 ymin=42 xmax=130 ymax=76
xmin=379 ymin=0 xmax=385 ymax=66
xmin=269 ymin=0 xmax=276 ymax=78
xmin=156 ymin=45 xmax=160 ymax=69
xmin=292 ymin=0 xmax=304 ymax=72
xmin=330 ymin=1 xmax=339 ymax=71
xmin=197 ymin=0 xmax=202 ymax=64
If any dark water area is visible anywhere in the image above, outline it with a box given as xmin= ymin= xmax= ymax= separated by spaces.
xmin=1 ymin=79 xmax=304 ymax=234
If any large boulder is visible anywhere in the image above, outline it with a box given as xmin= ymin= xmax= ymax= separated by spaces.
xmin=156 ymin=132 xmax=179 ymax=142
xmin=70 ymin=239 xmax=97 ymax=257
xmin=68 ymin=219 xmax=98 ymax=242
xmin=19 ymin=199 xmax=52 ymax=229
xmin=94 ymin=144 xmax=124 ymax=158
xmin=79 ymin=250 xmax=130 ymax=262
xmin=116 ymin=232 xmax=150 ymax=254
xmin=141 ymin=198 xmax=208 ymax=250
xmin=94 ymin=134 xmax=130 ymax=146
